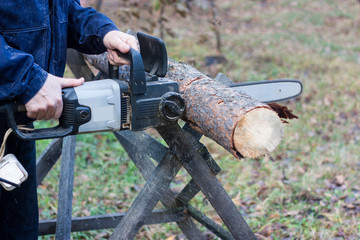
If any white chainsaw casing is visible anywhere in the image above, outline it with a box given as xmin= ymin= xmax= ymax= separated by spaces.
xmin=74 ymin=80 xmax=122 ymax=133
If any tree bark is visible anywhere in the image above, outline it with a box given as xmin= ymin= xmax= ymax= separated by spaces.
xmin=80 ymin=54 xmax=283 ymax=158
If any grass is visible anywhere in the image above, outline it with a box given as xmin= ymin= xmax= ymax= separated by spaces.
xmin=37 ymin=0 xmax=360 ymax=239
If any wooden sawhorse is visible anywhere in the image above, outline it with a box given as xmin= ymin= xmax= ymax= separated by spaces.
xmin=36 ymin=122 xmax=256 ymax=239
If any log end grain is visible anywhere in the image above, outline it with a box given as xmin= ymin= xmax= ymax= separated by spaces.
xmin=234 ymin=108 xmax=283 ymax=158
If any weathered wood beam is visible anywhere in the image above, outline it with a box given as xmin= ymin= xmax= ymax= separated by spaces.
xmin=66 ymin=49 xmax=95 ymax=81
xmin=36 ymin=138 xmax=62 ymax=186
xmin=39 ymin=208 xmax=186 ymax=235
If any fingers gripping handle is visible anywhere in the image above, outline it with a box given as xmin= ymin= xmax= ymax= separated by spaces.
xmin=109 ymin=48 xmax=147 ymax=95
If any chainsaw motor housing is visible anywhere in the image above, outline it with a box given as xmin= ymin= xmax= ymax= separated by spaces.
xmin=59 ymin=75 xmax=183 ymax=135
xmin=60 ymin=79 xmax=122 ymax=134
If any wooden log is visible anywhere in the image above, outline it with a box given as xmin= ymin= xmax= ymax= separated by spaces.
xmin=166 ymin=60 xmax=283 ymax=158
xmin=81 ymin=54 xmax=283 ymax=158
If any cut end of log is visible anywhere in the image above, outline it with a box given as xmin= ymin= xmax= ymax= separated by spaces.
xmin=233 ymin=108 xmax=283 ymax=158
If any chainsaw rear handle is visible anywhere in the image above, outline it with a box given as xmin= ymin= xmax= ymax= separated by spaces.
xmin=0 ymin=101 xmax=74 ymax=140
xmin=109 ymin=48 xmax=146 ymax=95
xmin=0 ymin=86 xmax=93 ymax=141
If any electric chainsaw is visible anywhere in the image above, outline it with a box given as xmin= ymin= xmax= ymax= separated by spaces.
xmin=0 ymin=32 xmax=302 ymax=141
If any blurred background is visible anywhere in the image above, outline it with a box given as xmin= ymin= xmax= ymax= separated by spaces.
xmin=38 ymin=0 xmax=360 ymax=239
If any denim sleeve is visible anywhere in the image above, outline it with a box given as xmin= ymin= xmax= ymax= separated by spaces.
xmin=0 ymin=35 xmax=47 ymax=104
xmin=67 ymin=0 xmax=119 ymax=54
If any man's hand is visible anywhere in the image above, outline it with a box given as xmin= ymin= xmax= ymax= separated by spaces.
xmin=103 ymin=31 xmax=139 ymax=65
xmin=25 ymin=74 xmax=84 ymax=120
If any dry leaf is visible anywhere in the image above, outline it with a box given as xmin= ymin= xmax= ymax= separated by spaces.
xmin=269 ymin=212 xmax=280 ymax=219
xmin=284 ymin=210 xmax=300 ymax=216
xmin=95 ymin=232 xmax=109 ymax=239
xmin=166 ymin=236 xmax=178 ymax=240
xmin=335 ymin=175 xmax=345 ymax=186
xmin=257 ymin=224 xmax=273 ymax=237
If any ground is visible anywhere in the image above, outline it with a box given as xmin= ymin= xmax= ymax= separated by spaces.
xmin=38 ymin=0 xmax=360 ymax=239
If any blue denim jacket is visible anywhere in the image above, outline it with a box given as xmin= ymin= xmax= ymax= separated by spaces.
xmin=0 ymin=0 xmax=118 ymax=104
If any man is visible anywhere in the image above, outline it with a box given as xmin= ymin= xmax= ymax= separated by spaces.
xmin=0 ymin=1 xmax=138 ymax=239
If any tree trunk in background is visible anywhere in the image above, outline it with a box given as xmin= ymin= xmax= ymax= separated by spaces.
xmin=208 ymin=0 xmax=222 ymax=54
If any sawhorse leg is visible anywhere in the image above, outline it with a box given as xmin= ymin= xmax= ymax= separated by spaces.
xmin=36 ymin=138 xmax=63 ymax=186
xmin=55 ymin=136 xmax=76 ymax=240
xmin=115 ymin=131 xmax=206 ymax=239
xmin=109 ymin=149 xmax=183 ymax=239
